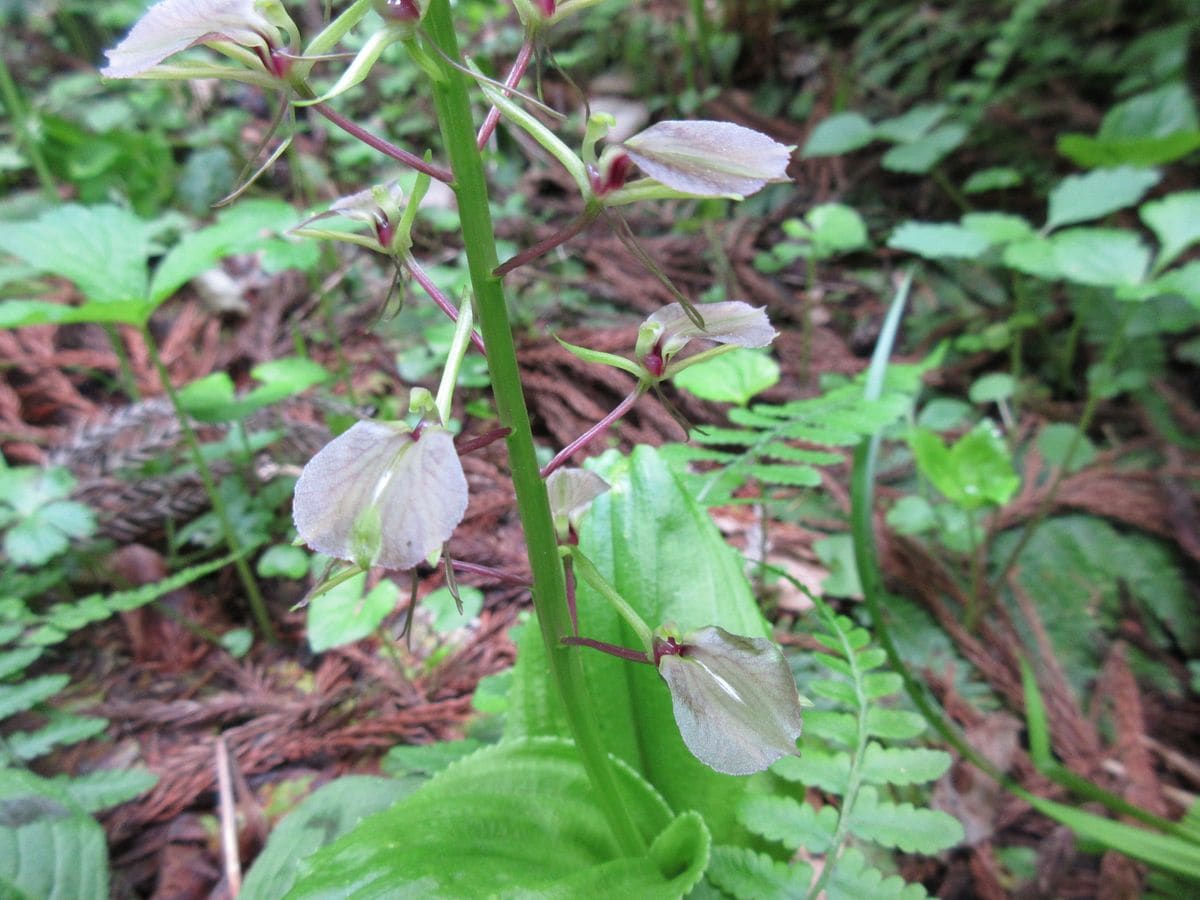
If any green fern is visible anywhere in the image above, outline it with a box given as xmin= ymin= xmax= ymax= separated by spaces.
xmin=663 ymin=380 xmax=911 ymax=506
xmin=728 ymin=606 xmax=963 ymax=898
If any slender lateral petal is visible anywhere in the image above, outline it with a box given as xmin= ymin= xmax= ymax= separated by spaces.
xmin=656 ymin=626 xmax=803 ymax=776
xmin=102 ymin=0 xmax=278 ymax=78
xmin=637 ymin=301 xmax=776 ymax=363
xmin=622 ymin=120 xmax=794 ymax=198
xmin=293 ymin=421 xmax=468 ymax=571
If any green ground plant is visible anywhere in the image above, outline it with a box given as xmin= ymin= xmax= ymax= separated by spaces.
xmin=1 ymin=0 xmax=1197 ymax=895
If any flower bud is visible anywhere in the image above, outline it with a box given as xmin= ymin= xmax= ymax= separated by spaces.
xmin=655 ymin=625 xmax=803 ymax=775
xmin=621 ymin=120 xmax=794 ymax=198
xmin=545 ymin=468 xmax=609 ymax=542
xmin=372 ymin=0 xmax=424 ymax=23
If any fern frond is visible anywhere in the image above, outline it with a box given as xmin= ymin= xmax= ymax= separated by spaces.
xmin=739 ymin=795 xmax=837 ymax=853
xmin=860 ymin=744 xmax=952 ymax=786
xmin=0 ymin=674 xmax=69 ymax=718
xmin=54 ymin=768 xmax=159 ymax=814
xmin=4 ymin=713 xmax=108 ymax=763
xmin=826 ymin=848 xmax=929 ymax=900
xmin=848 ymin=786 xmax=965 ymax=853
xmin=706 ymin=846 xmax=812 ymax=899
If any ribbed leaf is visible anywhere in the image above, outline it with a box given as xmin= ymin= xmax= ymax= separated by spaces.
xmin=862 ymin=672 xmax=904 ymax=699
xmin=826 ymin=848 xmax=928 ymax=900
xmin=705 ymin=845 xmax=811 ymax=899
xmin=739 ymin=795 xmax=836 ymax=853
xmin=285 ymin=738 xmax=710 ymax=899
xmin=242 ymin=776 xmax=420 ymax=900
xmin=810 ymin=679 xmax=859 ymax=707
xmin=848 ymin=786 xmax=965 ymax=852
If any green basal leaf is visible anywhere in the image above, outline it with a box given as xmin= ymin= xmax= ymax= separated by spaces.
xmin=306 ymin=573 xmax=398 ymax=653
xmin=1057 ymin=130 xmax=1200 ymax=168
xmin=962 ymin=167 xmax=1023 ymax=193
xmin=961 ymin=212 xmax=1034 ymax=246
xmin=874 ymin=104 xmax=948 ymax=143
xmin=1036 ymin=423 xmax=1097 ymax=473
xmin=0 ymin=204 xmax=152 ymax=307
xmin=910 ymin=421 xmax=1019 ymax=510
xmin=149 ymin=198 xmax=301 ymax=302
xmin=285 ymin=738 xmax=711 ymax=899
xmin=673 ymin=348 xmax=779 ymax=406
xmin=422 ymin=584 xmax=483 ymax=632
xmin=1140 ymin=191 xmax=1200 ymax=272
xmin=968 ymin=372 xmax=1015 ymax=404
xmin=803 ymin=203 xmax=870 ymax=257
xmin=256 ymin=544 xmax=310 ymax=579
xmin=1058 ymin=82 xmax=1200 ymax=166
xmin=1044 ymin=167 xmax=1162 ymax=231
xmin=178 ymin=357 xmax=330 ymax=423
xmin=1050 ymin=228 xmax=1152 ymax=288
xmin=801 ymin=112 xmax=875 ymax=157
xmin=881 ymin=123 xmax=967 ymax=173
xmin=887 ymin=222 xmax=990 ymax=260
xmin=242 ymin=775 xmax=421 ymax=900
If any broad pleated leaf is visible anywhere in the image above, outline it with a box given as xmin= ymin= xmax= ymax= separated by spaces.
xmin=284 ymin=738 xmax=711 ymax=899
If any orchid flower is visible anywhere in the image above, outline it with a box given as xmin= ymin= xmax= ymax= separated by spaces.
xmin=597 ymin=120 xmax=794 ymax=204
xmin=101 ymin=0 xmax=299 ymax=83
xmin=292 ymin=421 xmax=468 ymax=572
xmin=654 ymin=625 xmax=804 ymax=776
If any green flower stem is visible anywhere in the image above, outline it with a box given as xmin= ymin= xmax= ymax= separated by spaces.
xmin=563 ymin=546 xmax=654 ymax=655
xmin=141 ymin=326 xmax=276 ymax=642
xmin=421 ymin=0 xmax=645 ymax=857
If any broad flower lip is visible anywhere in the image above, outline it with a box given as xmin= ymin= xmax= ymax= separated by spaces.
xmin=292 ymin=421 xmax=468 ymax=571
xmin=656 ymin=625 xmax=803 ymax=776
xmin=622 ymin=120 xmax=794 ymax=198
xmin=637 ymin=301 xmax=776 ymax=363
xmin=101 ymin=0 xmax=279 ymax=78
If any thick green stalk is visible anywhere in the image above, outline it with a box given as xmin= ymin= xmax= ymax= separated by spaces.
xmin=420 ymin=0 xmax=644 ymax=857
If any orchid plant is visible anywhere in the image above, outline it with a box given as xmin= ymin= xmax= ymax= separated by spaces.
xmin=103 ymin=0 xmax=803 ymax=891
